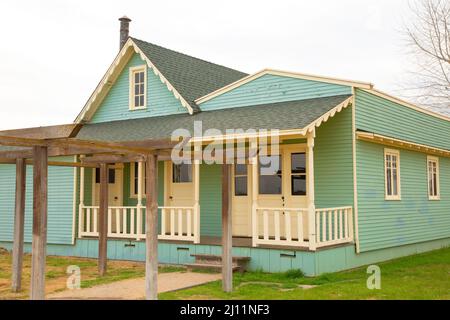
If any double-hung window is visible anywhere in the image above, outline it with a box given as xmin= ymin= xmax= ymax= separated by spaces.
xmin=427 ymin=156 xmax=440 ymax=200
xmin=129 ymin=66 xmax=146 ymax=110
xmin=384 ymin=149 xmax=401 ymax=200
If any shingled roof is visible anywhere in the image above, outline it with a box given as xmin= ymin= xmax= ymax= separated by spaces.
xmin=131 ymin=38 xmax=248 ymax=112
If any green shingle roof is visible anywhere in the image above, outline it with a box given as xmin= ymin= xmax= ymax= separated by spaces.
xmin=76 ymin=95 xmax=351 ymax=142
xmin=131 ymin=38 xmax=248 ymax=112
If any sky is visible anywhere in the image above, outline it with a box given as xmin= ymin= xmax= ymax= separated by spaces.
xmin=0 ymin=0 xmax=419 ymax=130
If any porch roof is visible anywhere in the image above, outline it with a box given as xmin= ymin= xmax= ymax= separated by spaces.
xmin=76 ymin=94 xmax=352 ymax=142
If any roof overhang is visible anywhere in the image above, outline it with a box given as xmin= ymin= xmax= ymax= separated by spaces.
xmin=356 ymin=131 xmax=450 ymax=157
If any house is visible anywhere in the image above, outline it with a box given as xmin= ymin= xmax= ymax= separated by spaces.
xmin=1 ymin=17 xmax=449 ymax=291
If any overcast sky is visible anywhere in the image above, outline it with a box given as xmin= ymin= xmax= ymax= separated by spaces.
xmin=0 ymin=0 xmax=418 ymax=129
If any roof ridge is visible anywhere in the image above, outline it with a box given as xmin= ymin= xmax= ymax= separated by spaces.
xmin=130 ymin=37 xmax=248 ymax=76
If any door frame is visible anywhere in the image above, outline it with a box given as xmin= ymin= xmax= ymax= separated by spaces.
xmin=91 ymin=163 xmax=124 ymax=206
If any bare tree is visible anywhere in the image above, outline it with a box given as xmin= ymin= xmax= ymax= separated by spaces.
xmin=403 ymin=0 xmax=450 ymax=115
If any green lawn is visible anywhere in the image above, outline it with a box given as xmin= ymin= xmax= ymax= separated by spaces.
xmin=160 ymin=247 xmax=450 ymax=300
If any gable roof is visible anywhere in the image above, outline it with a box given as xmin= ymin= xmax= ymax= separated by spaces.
xmin=76 ymin=95 xmax=352 ymax=142
xmin=75 ymin=38 xmax=247 ymax=123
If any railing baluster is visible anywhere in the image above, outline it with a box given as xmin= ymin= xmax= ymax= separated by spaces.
xmin=315 ymin=210 xmax=320 ymax=243
xmin=123 ymin=208 xmax=127 ymax=234
xmin=130 ymin=208 xmax=135 ymax=236
xmin=178 ymin=209 xmax=183 ymax=236
xmin=170 ymin=209 xmax=175 ymax=236
xmin=263 ymin=210 xmax=269 ymax=240
xmin=116 ymin=208 xmax=121 ymax=234
xmin=334 ymin=210 xmax=338 ymax=241
xmin=86 ymin=208 xmax=91 ymax=233
xmin=187 ymin=209 xmax=192 ymax=237
xmin=274 ymin=211 xmax=280 ymax=241
xmin=297 ymin=211 xmax=303 ymax=243
xmin=93 ymin=208 xmax=98 ymax=234
xmin=328 ymin=210 xmax=332 ymax=241
xmin=339 ymin=209 xmax=343 ymax=240
xmin=161 ymin=208 xmax=166 ymax=236
xmin=344 ymin=209 xmax=348 ymax=239
xmin=285 ymin=211 xmax=291 ymax=242
xmin=108 ymin=208 xmax=112 ymax=236
xmin=322 ymin=211 xmax=326 ymax=242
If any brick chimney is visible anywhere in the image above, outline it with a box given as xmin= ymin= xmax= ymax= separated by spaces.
xmin=119 ymin=16 xmax=131 ymax=50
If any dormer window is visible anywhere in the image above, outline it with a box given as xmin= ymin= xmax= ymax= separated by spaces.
xmin=129 ymin=65 xmax=147 ymax=110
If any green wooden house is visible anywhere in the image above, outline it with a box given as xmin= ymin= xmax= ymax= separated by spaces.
xmin=1 ymin=20 xmax=449 ymax=277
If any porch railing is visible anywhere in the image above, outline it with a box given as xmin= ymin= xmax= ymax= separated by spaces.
xmin=254 ymin=206 xmax=354 ymax=248
xmin=78 ymin=205 xmax=200 ymax=243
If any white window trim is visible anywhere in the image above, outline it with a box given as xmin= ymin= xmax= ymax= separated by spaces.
xmin=384 ymin=148 xmax=401 ymax=201
xmin=129 ymin=65 xmax=147 ymax=110
xmin=130 ymin=162 xmax=146 ymax=198
xmin=427 ymin=155 xmax=440 ymax=201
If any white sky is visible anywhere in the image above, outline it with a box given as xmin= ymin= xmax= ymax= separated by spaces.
xmin=0 ymin=0 xmax=416 ymax=130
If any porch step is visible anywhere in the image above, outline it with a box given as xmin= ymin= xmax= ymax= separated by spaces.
xmin=185 ymin=263 xmax=241 ymax=273
xmin=186 ymin=254 xmax=251 ymax=273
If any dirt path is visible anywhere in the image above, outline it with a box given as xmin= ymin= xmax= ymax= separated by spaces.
xmin=47 ymin=272 xmax=221 ymax=300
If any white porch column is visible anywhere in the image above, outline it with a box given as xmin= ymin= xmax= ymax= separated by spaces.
xmin=136 ymin=161 xmax=144 ymax=240
xmin=307 ymin=130 xmax=316 ymax=251
xmin=193 ymin=144 xmax=201 ymax=244
xmin=78 ymin=165 xmax=85 ymax=238
xmin=250 ymin=140 xmax=258 ymax=247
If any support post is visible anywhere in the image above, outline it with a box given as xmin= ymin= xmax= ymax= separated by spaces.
xmin=222 ymin=163 xmax=233 ymax=292
xmin=98 ymin=163 xmax=108 ymax=276
xmin=30 ymin=146 xmax=48 ymax=300
xmin=250 ymin=140 xmax=258 ymax=247
xmin=193 ymin=145 xmax=200 ymax=243
xmin=307 ymin=131 xmax=316 ymax=251
xmin=78 ymin=166 xmax=85 ymax=238
xmin=136 ymin=161 xmax=143 ymax=240
xmin=11 ymin=158 xmax=26 ymax=292
xmin=145 ymin=154 xmax=158 ymax=300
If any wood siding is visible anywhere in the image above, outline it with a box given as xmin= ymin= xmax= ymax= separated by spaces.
xmin=199 ymin=74 xmax=352 ymax=111
xmin=199 ymin=164 xmax=222 ymax=236
xmin=90 ymin=53 xmax=187 ymax=124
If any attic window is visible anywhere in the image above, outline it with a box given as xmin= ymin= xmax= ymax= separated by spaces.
xmin=129 ymin=65 xmax=147 ymax=110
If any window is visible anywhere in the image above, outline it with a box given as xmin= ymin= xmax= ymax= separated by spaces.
xmin=234 ymin=164 xmax=248 ymax=196
xmin=259 ymin=155 xmax=282 ymax=194
xmin=131 ymin=162 xmax=146 ymax=197
xmin=129 ymin=66 xmax=146 ymax=110
xmin=427 ymin=156 xmax=440 ymax=200
xmin=95 ymin=167 xmax=116 ymax=184
xmin=291 ymin=153 xmax=306 ymax=196
xmin=384 ymin=149 xmax=401 ymax=200
xmin=173 ymin=163 xmax=192 ymax=183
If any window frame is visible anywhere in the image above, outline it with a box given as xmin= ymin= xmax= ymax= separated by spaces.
xmin=427 ymin=155 xmax=440 ymax=200
xmin=129 ymin=65 xmax=147 ymax=110
xmin=130 ymin=162 xmax=146 ymax=198
xmin=384 ymin=148 xmax=401 ymax=200
xmin=258 ymin=154 xmax=283 ymax=195
xmin=172 ymin=163 xmax=193 ymax=184
xmin=233 ymin=164 xmax=248 ymax=197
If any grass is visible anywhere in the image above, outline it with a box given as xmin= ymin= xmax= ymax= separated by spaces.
xmin=0 ymin=249 xmax=184 ymax=300
xmin=159 ymin=247 xmax=450 ymax=300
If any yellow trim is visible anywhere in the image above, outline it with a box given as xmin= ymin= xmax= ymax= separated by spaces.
xmin=427 ymin=155 xmax=440 ymax=201
xmin=129 ymin=65 xmax=147 ymax=111
xmin=384 ymin=148 xmax=401 ymax=201
xmin=195 ymin=68 xmax=373 ymax=105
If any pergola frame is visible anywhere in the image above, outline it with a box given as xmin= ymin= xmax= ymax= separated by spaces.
xmin=0 ymin=123 xmax=236 ymax=300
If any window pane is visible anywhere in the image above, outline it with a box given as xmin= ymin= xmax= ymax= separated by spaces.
xmin=259 ymin=175 xmax=282 ymax=194
xmin=291 ymin=153 xmax=306 ymax=174
xmin=291 ymin=175 xmax=306 ymax=195
xmin=108 ymin=169 xmax=115 ymax=184
xmin=135 ymin=72 xmax=139 ymax=83
xmin=135 ymin=96 xmax=139 ymax=107
xmin=386 ymin=168 xmax=391 ymax=195
xmin=259 ymin=155 xmax=281 ymax=175
xmin=95 ymin=168 xmax=100 ymax=184
xmin=139 ymin=95 xmax=144 ymax=106
xmin=173 ymin=164 xmax=192 ymax=183
xmin=234 ymin=176 xmax=247 ymax=196
xmin=235 ymin=164 xmax=247 ymax=175
xmin=139 ymin=71 xmax=144 ymax=83
xmin=135 ymin=84 xmax=139 ymax=95
xmin=392 ymin=169 xmax=397 ymax=195
xmin=433 ymin=173 xmax=437 ymax=196
xmin=140 ymin=83 xmax=144 ymax=94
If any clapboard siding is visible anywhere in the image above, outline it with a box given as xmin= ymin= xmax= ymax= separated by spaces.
xmin=199 ymin=164 xmax=222 ymax=236
xmin=314 ymin=106 xmax=354 ymax=208
xmin=90 ymin=53 xmax=187 ymax=123
xmin=0 ymin=157 xmax=75 ymax=245
xmin=355 ymin=89 xmax=450 ymax=150
xmin=356 ymin=140 xmax=450 ymax=252
xmin=199 ymin=74 xmax=352 ymax=111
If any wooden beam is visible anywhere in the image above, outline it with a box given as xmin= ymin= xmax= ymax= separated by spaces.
xmin=30 ymin=146 xmax=48 ymax=300
xmin=11 ymin=158 xmax=26 ymax=292
xmin=0 ymin=124 xmax=81 ymax=139
xmin=222 ymin=163 xmax=233 ymax=292
xmin=145 ymin=154 xmax=158 ymax=300
xmin=98 ymin=163 xmax=108 ymax=276
xmin=81 ymin=154 xmax=146 ymax=164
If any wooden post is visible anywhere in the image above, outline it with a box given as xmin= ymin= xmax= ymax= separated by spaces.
xmin=250 ymin=140 xmax=258 ymax=247
xmin=78 ymin=166 xmax=85 ymax=238
xmin=222 ymin=163 xmax=233 ymax=292
xmin=30 ymin=146 xmax=48 ymax=300
xmin=307 ymin=131 xmax=316 ymax=251
xmin=145 ymin=154 xmax=158 ymax=300
xmin=193 ymin=145 xmax=201 ymax=243
xmin=11 ymin=158 xmax=26 ymax=292
xmin=98 ymin=163 xmax=108 ymax=276
xmin=136 ymin=161 xmax=143 ymax=240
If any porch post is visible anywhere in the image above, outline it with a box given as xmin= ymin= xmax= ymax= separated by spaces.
xmin=30 ymin=146 xmax=48 ymax=300
xmin=193 ymin=144 xmax=201 ymax=243
xmin=98 ymin=163 xmax=108 ymax=276
xmin=250 ymin=140 xmax=258 ymax=247
xmin=307 ymin=131 xmax=316 ymax=251
xmin=78 ymin=165 xmax=85 ymax=238
xmin=136 ymin=161 xmax=143 ymax=240
xmin=222 ymin=163 xmax=233 ymax=292
xmin=11 ymin=158 xmax=26 ymax=292
xmin=145 ymin=154 xmax=158 ymax=300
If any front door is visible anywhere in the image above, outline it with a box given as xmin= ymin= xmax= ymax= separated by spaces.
xmin=93 ymin=164 xmax=123 ymax=206
xmin=166 ymin=162 xmax=195 ymax=207
xmin=232 ymin=163 xmax=252 ymax=237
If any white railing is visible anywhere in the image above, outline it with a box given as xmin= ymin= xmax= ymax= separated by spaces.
xmin=315 ymin=206 xmax=353 ymax=247
xmin=78 ymin=205 xmax=199 ymax=243
xmin=254 ymin=207 xmax=309 ymax=247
